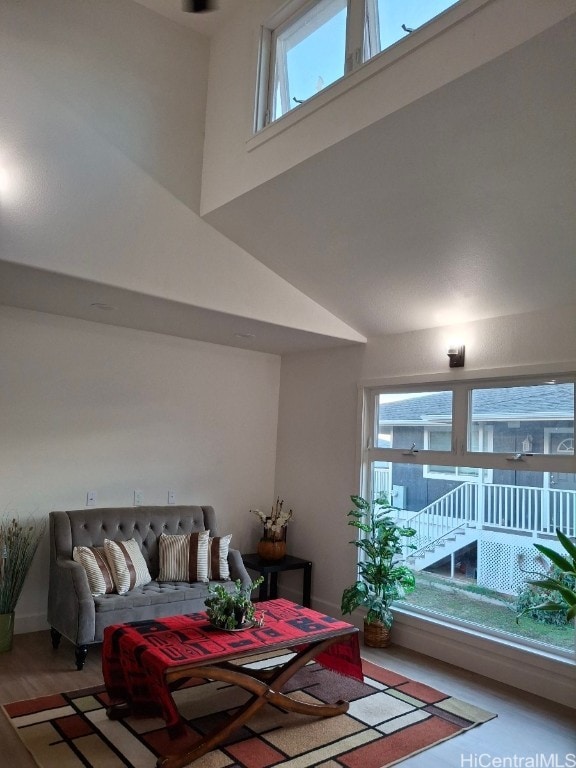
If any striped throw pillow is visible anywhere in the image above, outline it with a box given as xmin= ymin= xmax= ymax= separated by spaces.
xmin=103 ymin=538 xmax=152 ymax=595
xmin=208 ymin=534 xmax=232 ymax=581
xmin=157 ymin=531 xmax=210 ymax=583
xmin=73 ymin=546 xmax=115 ymax=596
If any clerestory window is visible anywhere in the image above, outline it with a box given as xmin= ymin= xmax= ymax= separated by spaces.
xmin=259 ymin=0 xmax=460 ymax=128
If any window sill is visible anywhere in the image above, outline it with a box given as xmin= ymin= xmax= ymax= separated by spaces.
xmin=391 ymin=606 xmax=575 ymax=708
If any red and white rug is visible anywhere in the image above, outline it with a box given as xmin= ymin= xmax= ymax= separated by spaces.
xmin=3 ymin=654 xmax=496 ymax=768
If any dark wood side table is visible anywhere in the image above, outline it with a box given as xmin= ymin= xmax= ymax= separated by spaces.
xmin=242 ymin=553 xmax=312 ymax=608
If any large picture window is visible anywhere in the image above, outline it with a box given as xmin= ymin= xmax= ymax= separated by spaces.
xmin=361 ymin=375 xmax=575 ymax=656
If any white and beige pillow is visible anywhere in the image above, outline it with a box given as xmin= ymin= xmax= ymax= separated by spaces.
xmin=157 ymin=531 xmax=210 ymax=583
xmin=103 ymin=538 xmax=152 ymax=595
xmin=208 ymin=534 xmax=232 ymax=581
xmin=73 ymin=545 xmax=115 ymax=596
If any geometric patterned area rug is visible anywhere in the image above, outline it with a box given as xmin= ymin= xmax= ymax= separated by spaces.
xmin=2 ymin=654 xmax=496 ymax=768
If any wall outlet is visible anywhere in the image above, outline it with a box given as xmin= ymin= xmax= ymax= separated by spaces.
xmin=134 ymin=490 xmax=143 ymax=506
xmin=167 ymin=491 xmax=176 ymax=505
xmin=86 ymin=490 xmax=96 ymax=507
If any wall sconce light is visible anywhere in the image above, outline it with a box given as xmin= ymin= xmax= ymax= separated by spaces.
xmin=447 ymin=345 xmax=465 ymax=368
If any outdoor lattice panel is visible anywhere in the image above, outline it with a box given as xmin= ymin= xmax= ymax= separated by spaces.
xmin=478 ymin=537 xmax=561 ymax=595
xmin=477 ymin=540 xmax=514 ymax=594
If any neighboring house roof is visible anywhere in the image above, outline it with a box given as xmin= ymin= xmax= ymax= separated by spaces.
xmin=379 ymin=384 xmax=573 ymax=423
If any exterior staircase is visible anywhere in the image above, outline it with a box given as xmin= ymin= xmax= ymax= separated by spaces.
xmin=405 ymin=522 xmax=478 ymax=571
xmin=396 ymin=479 xmax=576 ymax=573
xmin=399 ymin=482 xmax=479 ymax=572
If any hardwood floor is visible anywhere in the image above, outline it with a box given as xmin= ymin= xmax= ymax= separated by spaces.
xmin=1 ymin=630 xmax=574 ymax=767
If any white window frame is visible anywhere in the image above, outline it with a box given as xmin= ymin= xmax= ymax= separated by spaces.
xmin=363 ymin=377 xmax=575 ymax=477
xmin=274 ymin=0 xmax=348 ymax=117
xmin=262 ymin=0 xmax=352 ymax=128
xmin=357 ymin=367 xmax=576 ymax=697
xmin=255 ymin=0 xmax=471 ymax=131
xmin=422 ymin=424 xmax=494 ymax=481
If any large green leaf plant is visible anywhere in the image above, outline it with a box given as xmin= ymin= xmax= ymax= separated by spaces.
xmin=517 ymin=529 xmax=576 ymax=623
xmin=341 ymin=494 xmax=417 ymax=629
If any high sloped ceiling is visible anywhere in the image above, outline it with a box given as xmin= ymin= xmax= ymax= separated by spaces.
xmin=2 ymin=1 xmax=575 ymax=354
xmin=204 ymin=15 xmax=576 ymax=338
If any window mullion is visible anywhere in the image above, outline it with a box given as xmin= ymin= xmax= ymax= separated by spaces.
xmin=452 ymin=386 xmax=468 ymax=457
xmin=345 ymin=0 xmax=366 ymax=73
xmin=363 ymin=0 xmax=380 ymax=60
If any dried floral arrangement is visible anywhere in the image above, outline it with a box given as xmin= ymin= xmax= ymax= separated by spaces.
xmin=0 ymin=516 xmax=46 ymax=614
xmin=251 ymin=498 xmax=293 ymax=542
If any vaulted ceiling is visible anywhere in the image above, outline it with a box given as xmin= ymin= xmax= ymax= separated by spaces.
xmin=205 ymin=14 xmax=576 ymax=337
xmin=2 ymin=0 xmax=575 ymax=354
xmin=96 ymin=1 xmax=576 ymax=340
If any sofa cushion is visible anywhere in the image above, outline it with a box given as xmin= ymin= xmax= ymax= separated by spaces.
xmin=103 ymin=538 xmax=152 ymax=595
xmin=93 ymin=580 xmax=217 ymax=613
xmin=157 ymin=531 xmax=210 ymax=583
xmin=208 ymin=534 xmax=232 ymax=580
xmin=73 ymin=546 xmax=115 ymax=596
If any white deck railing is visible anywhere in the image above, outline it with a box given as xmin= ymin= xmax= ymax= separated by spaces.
xmin=403 ymin=482 xmax=575 ymax=552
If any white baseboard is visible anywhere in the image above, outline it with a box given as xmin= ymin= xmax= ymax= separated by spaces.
xmin=14 ymin=612 xmax=49 ymax=635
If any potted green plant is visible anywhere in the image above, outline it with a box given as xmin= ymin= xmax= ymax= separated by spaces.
xmin=204 ymin=576 xmax=264 ymax=630
xmin=341 ymin=494 xmax=416 ymax=647
xmin=517 ymin=528 xmax=576 ymax=623
xmin=0 ymin=515 xmax=46 ymax=652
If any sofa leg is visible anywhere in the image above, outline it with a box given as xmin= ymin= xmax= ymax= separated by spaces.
xmin=75 ymin=645 xmax=88 ymax=670
xmin=50 ymin=627 xmax=61 ymax=649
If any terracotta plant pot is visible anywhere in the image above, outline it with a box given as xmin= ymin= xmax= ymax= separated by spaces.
xmin=257 ymin=538 xmax=287 ymax=561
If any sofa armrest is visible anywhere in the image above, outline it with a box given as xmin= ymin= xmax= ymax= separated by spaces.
xmin=227 ymin=548 xmax=252 ymax=590
xmin=47 ymin=557 xmax=96 ymax=646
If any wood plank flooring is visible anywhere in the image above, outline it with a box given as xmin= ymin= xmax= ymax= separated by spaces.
xmin=0 ymin=631 xmax=573 ymax=767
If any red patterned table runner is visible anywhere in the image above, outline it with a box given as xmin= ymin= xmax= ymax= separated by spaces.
xmin=103 ymin=598 xmax=362 ymax=730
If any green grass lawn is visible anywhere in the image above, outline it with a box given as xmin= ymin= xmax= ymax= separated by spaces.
xmin=399 ymin=572 xmax=575 ymax=651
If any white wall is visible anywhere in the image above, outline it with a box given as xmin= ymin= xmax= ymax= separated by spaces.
xmin=202 ymin=0 xmax=575 ymax=214
xmin=277 ymin=302 xmax=576 ymax=612
xmin=274 ymin=304 xmax=576 ymax=706
xmin=0 ymin=306 xmax=281 ymax=632
xmin=0 ymin=0 xmax=359 ymax=341
xmin=1 ymin=0 xmax=209 ymax=214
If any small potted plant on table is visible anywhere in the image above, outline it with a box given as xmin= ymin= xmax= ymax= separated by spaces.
xmin=205 ymin=577 xmax=264 ymax=630
xmin=341 ymin=494 xmax=416 ymax=647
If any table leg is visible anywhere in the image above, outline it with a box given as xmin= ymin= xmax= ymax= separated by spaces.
xmin=258 ymin=574 xmax=269 ymax=602
xmin=269 ymin=572 xmax=279 ymax=599
xmin=157 ymin=635 xmax=350 ymax=768
xmin=303 ymin=562 xmax=312 ymax=607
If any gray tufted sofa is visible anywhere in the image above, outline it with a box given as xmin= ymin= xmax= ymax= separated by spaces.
xmin=48 ymin=505 xmax=251 ymax=669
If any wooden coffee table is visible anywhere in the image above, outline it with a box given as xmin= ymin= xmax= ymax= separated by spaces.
xmin=103 ymin=598 xmax=362 ymax=768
